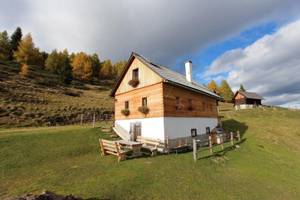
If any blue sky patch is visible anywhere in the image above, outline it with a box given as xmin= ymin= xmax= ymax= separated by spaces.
xmin=173 ymin=21 xmax=278 ymax=84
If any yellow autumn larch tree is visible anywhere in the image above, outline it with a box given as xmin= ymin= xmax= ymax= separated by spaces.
xmin=71 ymin=52 xmax=93 ymax=81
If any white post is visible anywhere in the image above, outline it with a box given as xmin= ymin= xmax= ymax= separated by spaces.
xmin=193 ymin=139 xmax=197 ymax=162
xmin=230 ymin=132 xmax=234 ymax=146
xmin=237 ymin=131 xmax=241 ymax=142
xmin=220 ymin=134 xmax=224 ymax=150
xmin=209 ymin=135 xmax=213 ymax=155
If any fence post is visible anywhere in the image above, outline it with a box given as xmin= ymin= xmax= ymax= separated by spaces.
xmin=209 ymin=135 xmax=213 ymax=155
xmin=193 ymin=139 xmax=197 ymax=162
xmin=92 ymin=113 xmax=96 ymax=128
xmin=220 ymin=134 xmax=224 ymax=150
xmin=80 ymin=114 xmax=83 ymax=125
xmin=237 ymin=131 xmax=241 ymax=142
xmin=230 ymin=132 xmax=234 ymax=146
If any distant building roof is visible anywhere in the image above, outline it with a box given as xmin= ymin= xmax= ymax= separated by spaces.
xmin=235 ymin=90 xmax=264 ymax=100
xmin=111 ymin=52 xmax=221 ymax=100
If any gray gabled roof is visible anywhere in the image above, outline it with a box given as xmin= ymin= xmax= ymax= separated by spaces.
xmin=111 ymin=52 xmax=221 ymax=100
xmin=236 ymin=91 xmax=264 ymax=100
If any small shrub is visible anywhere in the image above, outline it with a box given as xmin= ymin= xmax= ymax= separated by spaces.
xmin=121 ymin=109 xmax=130 ymax=116
xmin=128 ymin=78 xmax=139 ymax=87
xmin=138 ymin=106 xmax=149 ymax=114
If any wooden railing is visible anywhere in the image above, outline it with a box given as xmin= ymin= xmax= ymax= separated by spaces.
xmin=192 ymin=131 xmax=241 ymax=162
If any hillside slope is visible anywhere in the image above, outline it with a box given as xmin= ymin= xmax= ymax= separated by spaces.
xmin=0 ymin=62 xmax=114 ymax=128
xmin=0 ymin=107 xmax=300 ymax=199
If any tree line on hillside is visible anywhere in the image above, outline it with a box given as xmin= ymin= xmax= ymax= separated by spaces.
xmin=0 ymin=27 xmax=127 ymax=84
xmin=207 ymin=80 xmax=246 ymax=102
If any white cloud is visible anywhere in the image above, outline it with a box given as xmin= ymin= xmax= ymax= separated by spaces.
xmin=205 ymin=19 xmax=300 ymax=107
xmin=1 ymin=0 xmax=300 ymax=64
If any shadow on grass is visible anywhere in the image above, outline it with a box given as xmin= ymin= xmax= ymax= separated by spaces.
xmin=222 ymin=119 xmax=248 ymax=138
xmin=197 ymin=138 xmax=247 ymax=160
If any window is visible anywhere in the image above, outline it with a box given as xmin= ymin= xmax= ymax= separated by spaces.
xmin=210 ymin=103 xmax=213 ymax=112
xmin=132 ymin=68 xmax=139 ymax=80
xmin=206 ymin=127 xmax=211 ymax=134
xmin=191 ymin=129 xmax=197 ymax=137
xmin=188 ymin=99 xmax=193 ymax=110
xmin=175 ymin=96 xmax=181 ymax=110
xmin=142 ymin=97 xmax=147 ymax=107
xmin=125 ymin=101 xmax=129 ymax=109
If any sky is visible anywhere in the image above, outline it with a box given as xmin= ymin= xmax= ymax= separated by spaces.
xmin=1 ymin=0 xmax=300 ymax=107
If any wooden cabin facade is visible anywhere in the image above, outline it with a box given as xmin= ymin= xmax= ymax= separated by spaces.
xmin=234 ymin=90 xmax=263 ymax=110
xmin=111 ymin=52 xmax=221 ymax=150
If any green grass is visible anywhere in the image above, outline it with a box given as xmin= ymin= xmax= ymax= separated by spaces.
xmin=1 ymin=108 xmax=300 ymax=199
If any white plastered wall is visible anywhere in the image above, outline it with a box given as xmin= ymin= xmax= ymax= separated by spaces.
xmin=115 ymin=117 xmax=165 ymax=141
xmin=164 ymin=117 xmax=218 ymax=139
xmin=115 ymin=117 xmax=218 ymax=141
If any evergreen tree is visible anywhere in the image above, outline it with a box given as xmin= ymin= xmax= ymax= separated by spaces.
xmin=0 ymin=31 xmax=11 ymax=61
xmin=10 ymin=27 xmax=22 ymax=59
xmin=207 ymin=80 xmax=220 ymax=94
xmin=61 ymin=49 xmax=72 ymax=84
xmin=219 ymin=80 xmax=234 ymax=102
xmin=40 ymin=51 xmax=49 ymax=67
xmin=90 ymin=53 xmax=100 ymax=77
xmin=13 ymin=33 xmax=42 ymax=65
xmin=99 ymin=59 xmax=112 ymax=79
xmin=112 ymin=60 xmax=126 ymax=79
xmin=239 ymin=84 xmax=246 ymax=92
xmin=71 ymin=52 xmax=93 ymax=81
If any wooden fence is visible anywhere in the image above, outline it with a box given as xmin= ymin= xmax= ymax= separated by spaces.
xmin=193 ymin=131 xmax=241 ymax=162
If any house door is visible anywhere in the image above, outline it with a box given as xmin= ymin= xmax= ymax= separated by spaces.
xmin=130 ymin=122 xmax=141 ymax=141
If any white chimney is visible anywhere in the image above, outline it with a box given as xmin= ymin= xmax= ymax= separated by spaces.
xmin=185 ymin=61 xmax=192 ymax=82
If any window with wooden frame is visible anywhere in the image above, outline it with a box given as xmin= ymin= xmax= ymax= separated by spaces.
xmin=132 ymin=68 xmax=139 ymax=80
xmin=139 ymin=97 xmax=149 ymax=114
xmin=128 ymin=68 xmax=140 ymax=87
xmin=202 ymin=102 xmax=206 ymax=111
xmin=188 ymin=98 xmax=193 ymax=110
xmin=125 ymin=101 xmax=129 ymax=109
xmin=142 ymin=97 xmax=147 ymax=107
xmin=175 ymin=96 xmax=181 ymax=110
xmin=210 ymin=103 xmax=213 ymax=112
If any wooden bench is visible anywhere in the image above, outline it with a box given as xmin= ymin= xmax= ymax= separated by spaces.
xmin=99 ymin=139 xmax=130 ymax=162
xmin=136 ymin=136 xmax=165 ymax=156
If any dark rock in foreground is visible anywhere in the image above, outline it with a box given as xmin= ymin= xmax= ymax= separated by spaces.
xmin=8 ymin=191 xmax=83 ymax=200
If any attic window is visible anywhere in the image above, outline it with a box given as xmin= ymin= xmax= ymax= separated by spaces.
xmin=142 ymin=97 xmax=147 ymax=107
xmin=128 ymin=68 xmax=140 ymax=87
xmin=125 ymin=101 xmax=129 ymax=109
xmin=132 ymin=68 xmax=139 ymax=80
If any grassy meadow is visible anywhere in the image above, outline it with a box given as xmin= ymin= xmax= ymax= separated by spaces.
xmin=1 ymin=107 xmax=300 ymax=199
xmin=0 ymin=62 xmax=114 ymax=128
